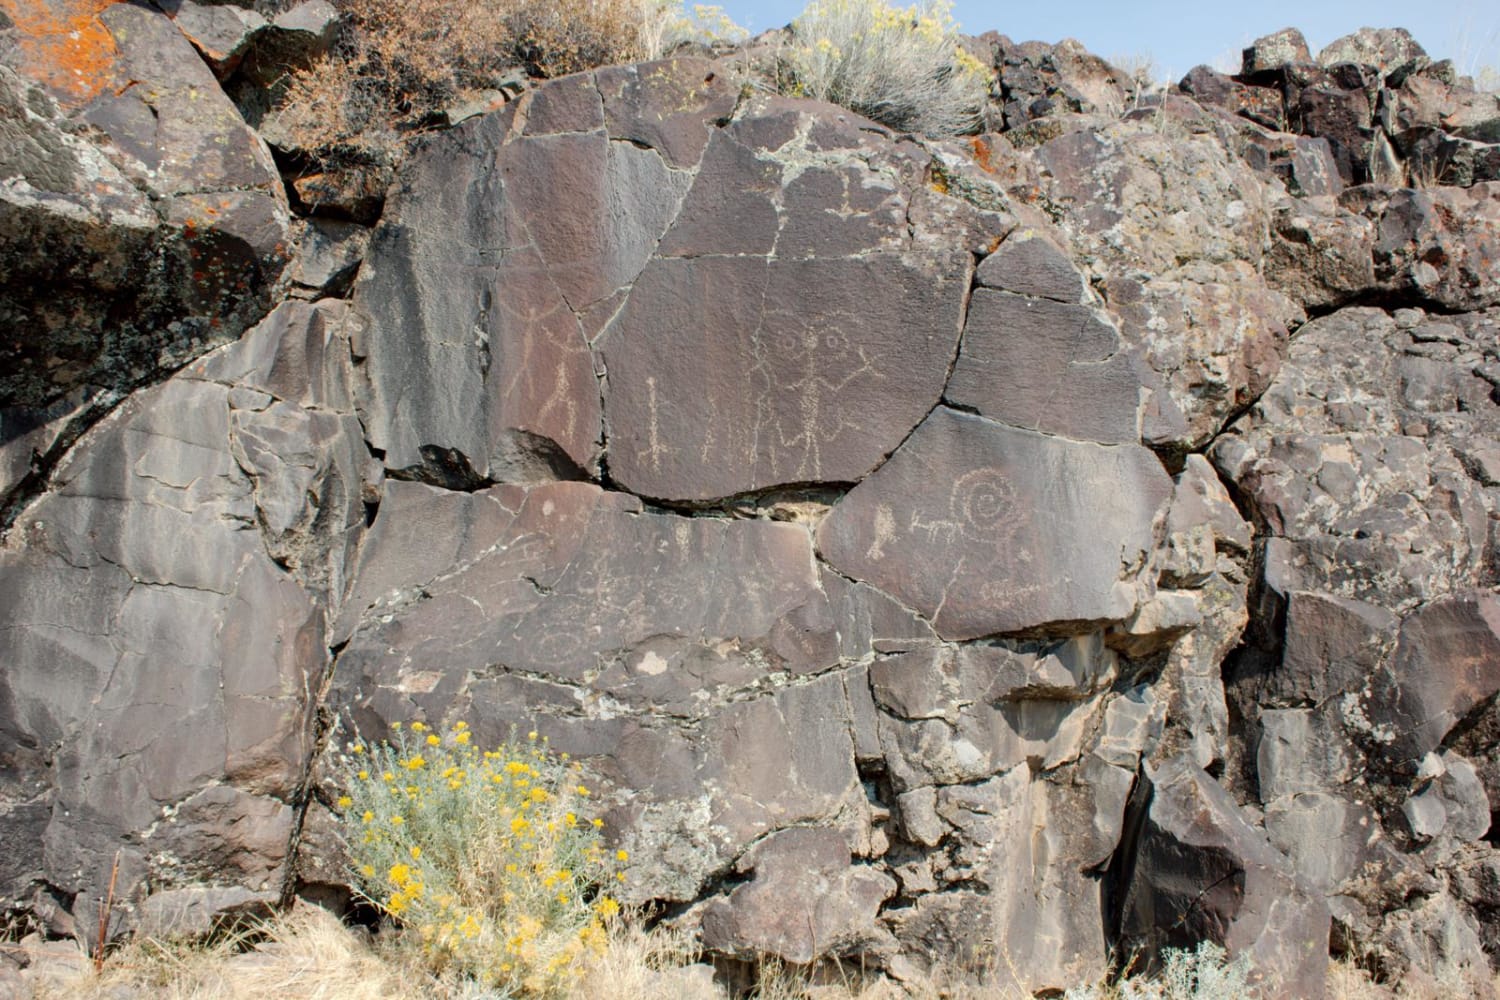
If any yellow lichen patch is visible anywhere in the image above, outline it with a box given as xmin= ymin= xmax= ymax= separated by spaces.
xmin=1 ymin=0 xmax=121 ymax=104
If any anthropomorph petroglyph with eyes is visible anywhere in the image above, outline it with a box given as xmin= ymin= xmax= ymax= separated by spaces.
xmin=747 ymin=305 xmax=884 ymax=482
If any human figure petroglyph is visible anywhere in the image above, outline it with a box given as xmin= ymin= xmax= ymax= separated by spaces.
xmin=636 ymin=375 xmax=679 ymax=474
xmin=491 ymin=266 xmax=591 ymax=452
xmin=748 ymin=306 xmax=883 ymax=482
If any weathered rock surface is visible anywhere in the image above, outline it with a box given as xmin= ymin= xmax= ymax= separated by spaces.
xmin=1 ymin=2 xmax=291 ymax=531
xmin=818 ymin=407 xmax=1172 ymax=639
xmin=1212 ymin=306 xmax=1496 ymax=610
xmin=1031 ymin=116 xmax=1302 ymax=448
xmin=1115 ymin=755 xmax=1332 ymax=996
xmin=0 ymin=300 xmax=366 ymax=926
xmin=3 ymin=15 xmax=1500 ymax=995
xmin=600 ymin=99 xmax=976 ymax=501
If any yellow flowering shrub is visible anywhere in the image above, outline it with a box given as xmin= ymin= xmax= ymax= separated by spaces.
xmin=333 ymin=722 xmax=624 ymax=996
xmin=780 ymin=0 xmax=990 ymax=135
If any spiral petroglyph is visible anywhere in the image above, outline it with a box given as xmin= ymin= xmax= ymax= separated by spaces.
xmin=950 ymin=468 xmax=1021 ymax=544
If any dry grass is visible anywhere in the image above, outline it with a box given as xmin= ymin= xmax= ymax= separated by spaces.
xmin=22 ymin=904 xmax=423 ymax=1000
xmin=16 ymin=913 xmax=1499 ymax=1000
xmin=273 ymin=0 xmax=743 ymax=157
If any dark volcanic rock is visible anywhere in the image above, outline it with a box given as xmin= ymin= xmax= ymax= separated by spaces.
xmin=1212 ymin=307 xmax=1494 ymax=610
xmin=987 ymin=35 xmax=1130 ymax=133
xmin=330 ymin=479 xmax=864 ymax=904
xmin=600 ymin=101 xmax=973 ymax=501
xmin=603 ymin=254 xmax=967 ymax=500
xmin=973 ymin=229 xmax=1087 ymax=302
xmin=0 ymin=4 xmax=289 ymax=415
xmin=1366 ymin=184 xmax=1500 ymax=311
xmin=1033 ymin=118 xmax=1302 ymax=447
xmin=817 ymin=407 xmax=1171 ymax=639
xmin=947 ymin=289 xmax=1144 ymax=445
xmin=1241 ymin=28 xmax=1312 ymax=78
xmin=1116 ymin=755 xmax=1331 ymax=997
xmin=5 ymin=17 xmax=1500 ymax=990
xmin=0 ymin=300 xmax=369 ymax=921
xmin=1367 ymin=594 xmax=1500 ymax=763
xmin=698 ymin=827 xmax=895 ymax=962
xmin=1318 ymin=27 xmax=1427 ymax=76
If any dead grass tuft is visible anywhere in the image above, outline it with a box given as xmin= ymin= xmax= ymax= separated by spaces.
xmin=24 ymin=903 xmax=421 ymax=1000
xmin=17 ymin=914 xmax=1500 ymax=1000
xmin=273 ymin=0 xmax=737 ymax=158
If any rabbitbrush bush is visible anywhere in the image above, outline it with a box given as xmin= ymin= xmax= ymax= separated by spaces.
xmin=780 ymin=0 xmax=990 ymax=135
xmin=333 ymin=721 xmax=626 ymax=996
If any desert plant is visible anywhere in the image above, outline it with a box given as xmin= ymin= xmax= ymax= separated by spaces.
xmin=778 ymin=0 xmax=990 ymax=135
xmin=333 ymin=721 xmax=625 ymax=996
xmin=1063 ymin=942 xmax=1253 ymax=1000
xmin=639 ymin=2 xmax=749 ymax=59
xmin=274 ymin=0 xmax=732 ymax=156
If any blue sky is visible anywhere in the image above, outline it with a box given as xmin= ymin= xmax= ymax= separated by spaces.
xmin=716 ymin=1 xmax=1500 ymax=83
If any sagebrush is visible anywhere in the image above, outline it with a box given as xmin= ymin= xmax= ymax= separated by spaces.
xmin=778 ymin=0 xmax=990 ymax=135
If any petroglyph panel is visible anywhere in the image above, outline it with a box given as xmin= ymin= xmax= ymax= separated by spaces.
xmin=600 ymin=253 xmax=969 ymax=501
xmin=817 ymin=407 xmax=1173 ymax=639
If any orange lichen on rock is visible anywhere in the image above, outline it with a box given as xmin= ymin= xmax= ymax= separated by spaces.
xmin=2 ymin=0 xmax=121 ymax=104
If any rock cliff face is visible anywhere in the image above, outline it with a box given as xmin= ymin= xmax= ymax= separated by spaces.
xmin=3 ymin=7 xmax=1500 ymax=996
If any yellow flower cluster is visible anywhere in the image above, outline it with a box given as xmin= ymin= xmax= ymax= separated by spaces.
xmin=333 ymin=721 xmax=627 ymax=994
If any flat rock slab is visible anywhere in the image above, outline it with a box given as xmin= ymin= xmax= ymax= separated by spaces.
xmin=353 ymin=61 xmax=736 ymax=485
xmin=337 ymin=480 xmax=841 ymax=697
xmin=817 ymin=407 xmax=1172 ymax=640
xmin=599 ymin=101 xmax=972 ymax=501
xmin=602 ymin=253 xmax=968 ymax=500
xmin=947 ymin=289 xmax=1143 ymax=445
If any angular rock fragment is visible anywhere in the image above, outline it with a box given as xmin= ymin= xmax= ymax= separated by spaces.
xmin=974 ymin=230 xmax=1086 ymax=302
xmin=947 ymin=289 xmax=1143 ymax=445
xmin=1365 ymin=593 xmax=1500 ymax=763
xmin=1 ymin=3 xmax=289 ymax=414
xmin=1241 ymin=28 xmax=1312 ymax=78
xmin=1318 ymin=27 xmax=1427 ymax=76
xmin=1213 ymin=307 xmax=1493 ymax=609
xmin=1115 ymin=755 xmax=1331 ymax=997
xmin=698 ymin=827 xmax=895 ymax=962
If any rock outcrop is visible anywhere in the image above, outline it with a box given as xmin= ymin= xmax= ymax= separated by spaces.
xmin=1 ymin=8 xmax=1498 ymax=998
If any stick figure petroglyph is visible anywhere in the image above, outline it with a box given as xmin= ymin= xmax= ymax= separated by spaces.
xmin=748 ymin=305 xmax=884 ymax=482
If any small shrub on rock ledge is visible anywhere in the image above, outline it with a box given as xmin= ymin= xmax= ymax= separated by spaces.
xmin=333 ymin=721 xmax=625 ymax=995
xmin=274 ymin=0 xmax=722 ymax=155
xmin=779 ymin=0 xmax=990 ymax=134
